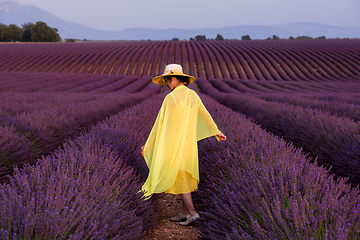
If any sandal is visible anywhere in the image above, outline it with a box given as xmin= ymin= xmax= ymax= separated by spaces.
xmin=170 ymin=213 xmax=189 ymax=222
xmin=180 ymin=213 xmax=200 ymax=226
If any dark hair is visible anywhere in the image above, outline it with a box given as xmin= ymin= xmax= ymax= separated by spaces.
xmin=174 ymin=75 xmax=190 ymax=86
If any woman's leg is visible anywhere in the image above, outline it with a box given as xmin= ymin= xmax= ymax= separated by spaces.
xmin=180 ymin=199 xmax=188 ymax=215
xmin=181 ymin=193 xmax=196 ymax=216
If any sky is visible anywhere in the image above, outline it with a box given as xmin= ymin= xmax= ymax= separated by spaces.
xmin=4 ymin=0 xmax=360 ymax=31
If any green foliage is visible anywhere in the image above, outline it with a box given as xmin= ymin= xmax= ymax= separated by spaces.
xmin=21 ymin=22 xmax=34 ymax=42
xmin=215 ymin=34 xmax=224 ymax=41
xmin=289 ymin=35 xmax=326 ymax=40
xmin=289 ymin=36 xmax=295 ymax=40
xmin=241 ymin=35 xmax=251 ymax=40
xmin=171 ymin=37 xmax=179 ymax=41
xmin=296 ymin=35 xmax=313 ymax=40
xmin=65 ymin=38 xmax=75 ymax=42
xmin=0 ymin=24 xmax=23 ymax=42
xmin=194 ymin=35 xmax=206 ymax=41
xmin=272 ymin=35 xmax=281 ymax=40
xmin=0 ymin=21 xmax=60 ymax=42
xmin=0 ymin=24 xmax=5 ymax=41
xmin=30 ymin=21 xmax=60 ymax=42
xmin=190 ymin=37 xmax=194 ymax=41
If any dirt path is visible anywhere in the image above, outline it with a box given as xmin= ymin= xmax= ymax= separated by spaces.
xmin=147 ymin=193 xmax=200 ymax=239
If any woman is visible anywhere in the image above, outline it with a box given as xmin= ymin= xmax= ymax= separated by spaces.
xmin=141 ymin=64 xmax=226 ymax=226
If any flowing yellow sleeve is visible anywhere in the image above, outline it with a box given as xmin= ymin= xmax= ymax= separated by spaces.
xmin=196 ymin=96 xmax=221 ymax=141
xmin=141 ymin=94 xmax=184 ymax=196
xmin=142 ymin=96 xmax=168 ymax=168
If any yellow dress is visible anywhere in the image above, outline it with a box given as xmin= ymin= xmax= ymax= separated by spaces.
xmin=142 ymin=85 xmax=221 ymax=197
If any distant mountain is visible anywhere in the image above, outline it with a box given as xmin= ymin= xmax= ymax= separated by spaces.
xmin=0 ymin=0 xmax=110 ymax=40
xmin=1 ymin=0 xmax=359 ymax=40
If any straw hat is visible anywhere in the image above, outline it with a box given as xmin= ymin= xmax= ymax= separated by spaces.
xmin=152 ymin=64 xmax=195 ymax=85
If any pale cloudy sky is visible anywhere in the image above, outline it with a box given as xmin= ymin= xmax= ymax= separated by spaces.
xmin=4 ymin=0 xmax=360 ymax=31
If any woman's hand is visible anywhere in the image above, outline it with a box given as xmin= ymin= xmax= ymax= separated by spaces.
xmin=216 ymin=132 xmax=227 ymax=142
xmin=141 ymin=145 xmax=145 ymax=156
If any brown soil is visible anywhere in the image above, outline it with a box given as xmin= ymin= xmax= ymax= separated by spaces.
xmin=147 ymin=193 xmax=200 ymax=240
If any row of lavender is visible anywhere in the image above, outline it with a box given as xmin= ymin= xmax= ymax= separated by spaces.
xmin=0 ymin=71 xmax=160 ymax=93
xmin=208 ymin=78 xmax=360 ymax=120
xmin=0 ymin=79 xmax=161 ymax=182
xmin=2 ymin=71 xmax=360 ymax=94
xmin=2 ymin=91 xmax=358 ymax=239
xmin=197 ymin=78 xmax=360 ymax=187
xmin=209 ymin=79 xmax=360 ymax=127
xmin=191 ymin=40 xmax=360 ymax=81
xmin=1 ymin=39 xmax=359 ymax=80
xmin=214 ymin=79 xmax=360 ymax=114
xmin=258 ymin=92 xmax=360 ymax=122
xmin=222 ymin=79 xmax=360 ymax=93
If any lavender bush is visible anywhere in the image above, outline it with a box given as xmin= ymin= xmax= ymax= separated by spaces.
xmin=93 ymin=76 xmax=138 ymax=93
xmin=0 ymin=92 xmax=115 ymax=127
xmin=197 ymin=78 xmax=360 ymax=187
xmin=118 ymin=76 xmax=153 ymax=94
xmin=0 ymin=91 xmax=152 ymax=182
xmin=0 ymin=72 xmax=86 ymax=92
xmin=223 ymin=79 xmax=261 ymax=94
xmin=0 ymin=135 xmax=156 ymax=239
xmin=194 ymin=94 xmax=360 ymax=239
xmin=0 ymin=126 xmax=34 ymax=176
xmin=0 ymin=72 xmax=159 ymax=94
xmin=16 ymin=74 xmax=107 ymax=92
xmin=208 ymin=79 xmax=240 ymax=94
xmin=304 ymin=93 xmax=360 ymax=105
xmin=84 ymin=94 xmax=164 ymax=180
xmin=259 ymin=92 xmax=360 ymax=122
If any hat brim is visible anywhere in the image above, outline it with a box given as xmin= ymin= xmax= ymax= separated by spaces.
xmin=152 ymin=73 xmax=195 ymax=85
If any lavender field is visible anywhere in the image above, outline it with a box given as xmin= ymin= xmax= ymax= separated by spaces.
xmin=0 ymin=39 xmax=360 ymax=239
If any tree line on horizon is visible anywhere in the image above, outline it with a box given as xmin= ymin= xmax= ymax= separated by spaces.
xmin=174 ymin=34 xmax=327 ymax=41
xmin=0 ymin=21 xmax=60 ymax=42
